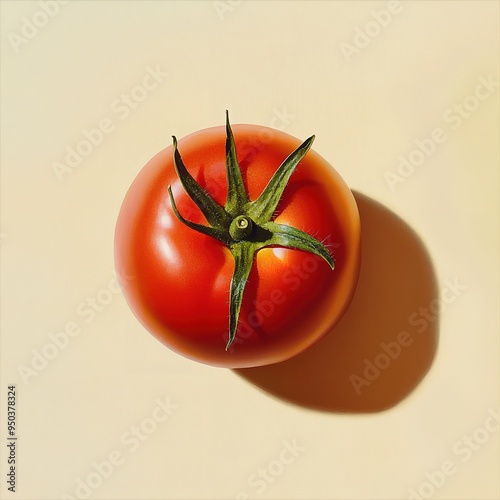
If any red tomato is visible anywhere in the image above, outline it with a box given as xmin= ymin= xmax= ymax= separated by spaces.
xmin=115 ymin=118 xmax=361 ymax=368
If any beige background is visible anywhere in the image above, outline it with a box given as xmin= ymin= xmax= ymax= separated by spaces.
xmin=1 ymin=1 xmax=499 ymax=499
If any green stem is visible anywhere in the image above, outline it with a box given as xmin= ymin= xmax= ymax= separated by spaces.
xmin=247 ymin=135 xmax=315 ymax=224
xmin=227 ymin=243 xmax=256 ymax=350
xmin=229 ymin=215 xmax=254 ymax=241
xmin=224 ymin=110 xmax=249 ymax=215
xmin=168 ymin=113 xmax=335 ymax=350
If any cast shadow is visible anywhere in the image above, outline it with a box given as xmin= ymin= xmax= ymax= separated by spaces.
xmin=234 ymin=191 xmax=439 ymax=413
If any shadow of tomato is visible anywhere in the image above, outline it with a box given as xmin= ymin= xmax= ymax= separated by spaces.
xmin=233 ymin=191 xmax=438 ymax=413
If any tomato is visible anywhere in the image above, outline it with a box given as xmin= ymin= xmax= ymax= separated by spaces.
xmin=114 ymin=114 xmax=361 ymax=368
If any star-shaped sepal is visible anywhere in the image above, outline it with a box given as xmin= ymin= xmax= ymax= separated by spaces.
xmin=169 ymin=112 xmax=335 ymax=350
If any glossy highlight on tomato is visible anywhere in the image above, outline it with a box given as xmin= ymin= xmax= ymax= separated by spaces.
xmin=114 ymin=117 xmax=361 ymax=368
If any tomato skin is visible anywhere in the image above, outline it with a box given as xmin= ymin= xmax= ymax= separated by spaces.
xmin=115 ymin=124 xmax=361 ymax=368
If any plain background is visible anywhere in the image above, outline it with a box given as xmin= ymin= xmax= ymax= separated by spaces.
xmin=1 ymin=1 xmax=498 ymax=499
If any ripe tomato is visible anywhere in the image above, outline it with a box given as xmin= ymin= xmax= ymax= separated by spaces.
xmin=115 ymin=115 xmax=360 ymax=368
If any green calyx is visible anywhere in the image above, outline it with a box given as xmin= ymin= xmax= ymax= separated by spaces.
xmin=229 ymin=216 xmax=254 ymax=241
xmin=169 ymin=111 xmax=335 ymax=350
